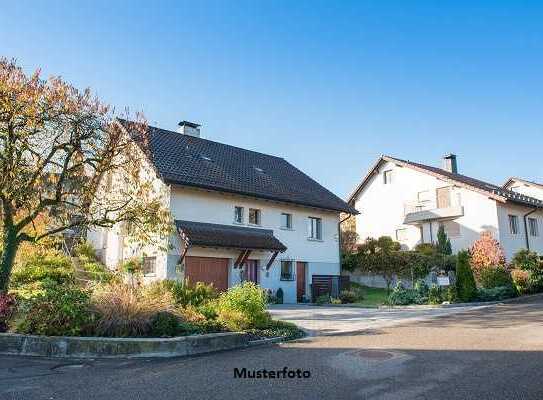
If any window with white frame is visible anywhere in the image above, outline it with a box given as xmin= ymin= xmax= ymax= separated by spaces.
xmin=509 ymin=215 xmax=519 ymax=235
xmin=395 ymin=228 xmax=409 ymax=242
xmin=529 ymin=217 xmax=539 ymax=237
xmin=249 ymin=208 xmax=261 ymax=225
xmin=281 ymin=213 xmax=292 ymax=229
xmin=143 ymin=256 xmax=156 ymax=276
xmin=383 ymin=170 xmax=393 ymax=184
xmin=308 ymin=217 xmax=322 ymax=240
xmin=280 ymin=260 xmax=295 ymax=281
xmin=234 ymin=206 xmax=244 ymax=224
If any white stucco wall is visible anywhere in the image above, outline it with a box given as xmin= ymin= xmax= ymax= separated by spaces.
xmin=168 ymin=186 xmax=341 ymax=303
xmin=353 ymin=161 xmax=500 ymax=253
xmin=496 ymin=202 xmax=543 ymax=260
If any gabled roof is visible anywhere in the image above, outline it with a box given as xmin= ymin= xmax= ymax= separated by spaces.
xmin=348 ymin=155 xmax=543 ymax=209
xmin=119 ymin=119 xmax=357 ymax=214
xmin=503 ymin=177 xmax=543 ymax=191
xmin=175 ymin=220 xmax=287 ymax=251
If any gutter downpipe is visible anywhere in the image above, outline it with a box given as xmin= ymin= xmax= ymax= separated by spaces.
xmin=523 ymin=208 xmax=538 ymax=250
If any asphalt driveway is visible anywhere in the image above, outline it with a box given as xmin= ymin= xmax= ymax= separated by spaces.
xmin=267 ymin=303 xmax=496 ymax=336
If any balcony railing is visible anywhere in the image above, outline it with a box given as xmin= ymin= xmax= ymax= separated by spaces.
xmin=403 ymin=205 xmax=464 ymax=224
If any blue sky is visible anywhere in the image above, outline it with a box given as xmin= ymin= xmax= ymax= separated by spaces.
xmin=2 ymin=1 xmax=543 ymax=198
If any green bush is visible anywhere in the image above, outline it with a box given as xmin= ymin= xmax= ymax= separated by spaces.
xmin=479 ymin=266 xmax=513 ymax=289
xmin=11 ymin=254 xmax=74 ymax=289
xmin=217 ymin=282 xmax=269 ymax=330
xmin=511 ymin=269 xmax=529 ymax=294
xmin=315 ymin=294 xmax=330 ymax=305
xmin=339 ymin=289 xmax=361 ymax=303
xmin=74 ymin=241 xmax=97 ymax=261
xmin=330 ymin=297 xmax=342 ymax=304
xmin=477 ymin=286 xmax=517 ymax=302
xmin=428 ymin=284 xmax=442 ymax=305
xmin=246 ymin=319 xmax=305 ymax=340
xmin=197 ymin=300 xmax=219 ymax=320
xmin=446 ymin=286 xmax=458 ymax=303
xmin=164 ymin=280 xmax=218 ymax=307
xmin=388 ymin=281 xmax=416 ymax=305
xmin=15 ymin=282 xmax=93 ymax=336
xmin=120 ymin=258 xmax=143 ymax=275
xmin=80 ymin=261 xmax=116 ymax=283
xmin=414 ymin=243 xmax=439 ymax=256
xmin=414 ymin=279 xmax=429 ymax=296
xmin=511 ymin=249 xmax=540 ymax=271
xmin=150 ymin=311 xmax=180 ymax=337
xmin=455 ymin=251 xmax=477 ymax=302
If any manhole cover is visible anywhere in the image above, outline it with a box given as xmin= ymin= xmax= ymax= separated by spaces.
xmin=352 ymin=350 xmax=396 ymax=361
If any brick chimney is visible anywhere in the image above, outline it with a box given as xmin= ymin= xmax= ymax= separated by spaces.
xmin=177 ymin=120 xmax=201 ymax=137
xmin=442 ymin=154 xmax=458 ymax=174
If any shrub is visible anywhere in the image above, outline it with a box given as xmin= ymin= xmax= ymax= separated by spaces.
xmin=479 ymin=266 xmax=513 ymax=289
xmin=196 ymin=300 xmax=219 ymax=320
xmin=217 ymin=282 xmax=269 ymax=330
xmin=150 ymin=311 xmax=181 ymax=337
xmin=511 ymin=249 xmax=540 ymax=271
xmin=446 ymin=286 xmax=458 ymax=303
xmin=436 ymin=225 xmax=452 ymax=255
xmin=91 ymin=283 xmax=168 ymax=337
xmin=455 ymin=250 xmax=477 ymax=302
xmin=339 ymin=289 xmax=361 ymax=304
xmin=330 ymin=297 xmax=342 ymax=304
xmin=167 ymin=280 xmax=218 ymax=307
xmin=10 ymin=254 xmax=74 ymax=289
xmin=414 ymin=279 xmax=429 ymax=296
xmin=120 ymin=258 xmax=142 ymax=275
xmin=246 ymin=319 xmax=305 ymax=340
xmin=388 ymin=281 xmax=416 ymax=305
xmin=511 ymin=269 xmax=530 ymax=294
xmin=0 ymin=292 xmax=16 ymax=332
xmin=74 ymin=241 xmax=97 ymax=260
xmin=315 ymin=294 xmax=330 ymax=305
xmin=428 ymin=284 xmax=442 ymax=305
xmin=80 ymin=261 xmax=116 ymax=283
xmin=414 ymin=243 xmax=439 ymax=256
xmin=469 ymin=232 xmax=506 ymax=279
xmin=15 ymin=282 xmax=93 ymax=336
xmin=477 ymin=286 xmax=516 ymax=302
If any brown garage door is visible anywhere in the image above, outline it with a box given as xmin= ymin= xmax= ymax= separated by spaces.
xmin=185 ymin=256 xmax=229 ymax=292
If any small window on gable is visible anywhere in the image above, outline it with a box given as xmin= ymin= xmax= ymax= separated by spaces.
xmin=529 ymin=217 xmax=539 ymax=237
xmin=249 ymin=208 xmax=261 ymax=225
xmin=281 ymin=213 xmax=292 ymax=229
xmin=383 ymin=170 xmax=393 ymax=184
xmin=509 ymin=215 xmax=519 ymax=235
xmin=234 ymin=206 xmax=244 ymax=224
xmin=143 ymin=256 xmax=156 ymax=276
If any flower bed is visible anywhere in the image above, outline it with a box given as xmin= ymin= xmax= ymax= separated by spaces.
xmin=2 ymin=247 xmax=303 ymax=342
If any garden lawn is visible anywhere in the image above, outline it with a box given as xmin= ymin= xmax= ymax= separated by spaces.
xmin=350 ymin=282 xmax=388 ymax=307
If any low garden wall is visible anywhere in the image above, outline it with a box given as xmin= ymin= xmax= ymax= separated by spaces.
xmin=0 ymin=332 xmax=249 ymax=358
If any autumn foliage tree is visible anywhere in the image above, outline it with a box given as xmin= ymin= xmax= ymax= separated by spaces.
xmin=469 ymin=231 xmax=506 ymax=280
xmin=0 ymin=59 xmax=172 ymax=291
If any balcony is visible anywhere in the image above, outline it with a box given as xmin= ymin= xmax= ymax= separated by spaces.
xmin=403 ymin=205 xmax=464 ymax=225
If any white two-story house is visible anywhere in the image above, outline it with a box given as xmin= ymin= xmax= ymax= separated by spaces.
xmin=504 ymin=177 xmax=543 ymax=202
xmin=347 ymin=154 xmax=543 ymax=260
xmin=88 ymin=120 xmax=357 ymax=303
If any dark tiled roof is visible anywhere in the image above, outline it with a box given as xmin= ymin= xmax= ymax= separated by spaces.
xmin=175 ymin=220 xmax=287 ymax=251
xmin=349 ymin=155 xmax=543 ymax=209
xmin=119 ymin=119 xmax=357 ymax=214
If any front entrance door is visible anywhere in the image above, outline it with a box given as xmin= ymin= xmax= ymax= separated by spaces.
xmin=296 ymin=262 xmax=307 ymax=302
xmin=243 ymin=259 xmax=259 ymax=284
xmin=185 ymin=256 xmax=229 ymax=292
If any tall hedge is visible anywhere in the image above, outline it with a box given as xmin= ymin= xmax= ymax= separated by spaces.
xmin=456 ymin=250 xmax=477 ymax=302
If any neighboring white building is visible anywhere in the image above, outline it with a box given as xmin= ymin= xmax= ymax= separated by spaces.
xmin=347 ymin=154 xmax=543 ymax=261
xmin=88 ymin=120 xmax=357 ymax=303
xmin=504 ymin=177 xmax=543 ymax=201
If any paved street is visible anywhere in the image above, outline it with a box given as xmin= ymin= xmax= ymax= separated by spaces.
xmin=267 ymin=303 xmax=496 ymax=336
xmin=2 ymin=295 xmax=543 ymax=400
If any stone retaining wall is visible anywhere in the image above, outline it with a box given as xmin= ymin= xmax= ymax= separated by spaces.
xmin=0 ymin=332 xmax=249 ymax=358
